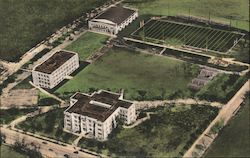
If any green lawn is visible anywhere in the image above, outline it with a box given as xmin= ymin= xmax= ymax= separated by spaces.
xmin=0 ymin=145 xmax=28 ymax=158
xmin=204 ymin=93 xmax=250 ymax=157
xmin=124 ymin=0 xmax=249 ymax=31
xmin=0 ymin=0 xmax=109 ymax=62
xmin=65 ymin=32 xmax=109 ymax=61
xmin=78 ymin=105 xmax=219 ymax=157
xmin=0 ymin=108 xmax=38 ymax=124
xmin=56 ymin=47 xmax=199 ymax=100
xmin=16 ymin=108 xmax=77 ymax=144
xmin=37 ymin=91 xmax=60 ymax=106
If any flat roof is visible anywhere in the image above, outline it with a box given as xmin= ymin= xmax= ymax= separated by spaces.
xmin=94 ymin=5 xmax=136 ymax=25
xmin=35 ymin=51 xmax=76 ymax=74
xmin=66 ymin=91 xmax=133 ymax=122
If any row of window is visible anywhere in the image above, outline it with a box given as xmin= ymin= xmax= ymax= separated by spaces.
xmin=52 ymin=59 xmax=78 ymax=80
xmin=38 ymin=73 xmax=49 ymax=78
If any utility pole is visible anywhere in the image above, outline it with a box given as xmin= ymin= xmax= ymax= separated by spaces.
xmin=183 ymin=33 xmax=186 ymax=45
xmin=189 ymin=8 xmax=191 ymax=19
xmin=168 ymin=3 xmax=170 ymax=16
xmin=162 ymin=29 xmax=165 ymax=40
xmin=208 ymin=11 xmax=211 ymax=23
xmin=206 ymin=36 xmax=208 ymax=52
xmin=143 ymin=26 xmax=145 ymax=41
xmin=230 ymin=17 xmax=232 ymax=27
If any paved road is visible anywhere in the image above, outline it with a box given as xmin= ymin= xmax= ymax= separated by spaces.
xmin=1 ymin=127 xmax=97 ymax=158
xmin=183 ymin=80 xmax=249 ymax=158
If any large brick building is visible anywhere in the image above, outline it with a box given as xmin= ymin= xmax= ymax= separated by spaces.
xmin=64 ymin=90 xmax=137 ymax=141
xmin=88 ymin=5 xmax=138 ymax=35
xmin=32 ymin=50 xmax=79 ymax=89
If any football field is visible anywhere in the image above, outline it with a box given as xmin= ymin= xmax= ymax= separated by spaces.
xmin=132 ymin=19 xmax=244 ymax=53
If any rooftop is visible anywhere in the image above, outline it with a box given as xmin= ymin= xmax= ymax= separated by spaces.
xmin=94 ymin=5 xmax=136 ymax=25
xmin=66 ymin=90 xmax=133 ymax=122
xmin=35 ymin=51 xmax=76 ymax=74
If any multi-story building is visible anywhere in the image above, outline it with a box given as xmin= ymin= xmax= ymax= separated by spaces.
xmin=64 ymin=90 xmax=137 ymax=141
xmin=32 ymin=50 xmax=79 ymax=89
xmin=88 ymin=5 xmax=138 ymax=35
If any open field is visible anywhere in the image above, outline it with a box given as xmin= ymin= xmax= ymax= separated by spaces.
xmin=124 ymin=0 xmax=249 ymax=31
xmin=132 ymin=19 xmax=244 ymax=53
xmin=65 ymin=32 xmax=109 ymax=61
xmin=78 ymin=105 xmax=219 ymax=157
xmin=16 ymin=108 xmax=78 ymax=144
xmin=0 ymin=108 xmax=38 ymax=124
xmin=0 ymin=0 xmax=109 ymax=62
xmin=56 ymin=47 xmax=199 ymax=100
xmin=0 ymin=145 xmax=28 ymax=158
xmin=204 ymin=93 xmax=250 ymax=157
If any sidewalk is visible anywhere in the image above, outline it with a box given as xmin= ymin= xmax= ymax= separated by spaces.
xmin=134 ymin=98 xmax=223 ymax=111
xmin=29 ymin=81 xmax=65 ymax=103
xmin=183 ymin=80 xmax=249 ymax=158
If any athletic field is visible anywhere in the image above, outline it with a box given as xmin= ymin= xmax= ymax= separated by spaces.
xmin=132 ymin=19 xmax=244 ymax=53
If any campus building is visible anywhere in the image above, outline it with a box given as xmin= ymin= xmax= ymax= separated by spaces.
xmin=32 ymin=50 xmax=79 ymax=89
xmin=64 ymin=90 xmax=137 ymax=141
xmin=88 ymin=5 xmax=138 ymax=35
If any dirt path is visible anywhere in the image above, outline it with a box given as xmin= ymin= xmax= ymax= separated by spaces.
xmin=29 ymin=81 xmax=65 ymax=103
xmin=123 ymin=112 xmax=155 ymax=129
xmin=1 ymin=72 xmax=31 ymax=96
xmin=183 ymin=80 xmax=249 ymax=158
xmin=134 ymin=98 xmax=223 ymax=111
xmin=8 ymin=106 xmax=53 ymax=129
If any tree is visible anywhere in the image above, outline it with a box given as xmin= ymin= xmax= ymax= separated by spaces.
xmin=210 ymin=119 xmax=224 ymax=135
xmin=195 ymin=144 xmax=205 ymax=151
xmin=137 ymin=90 xmax=147 ymax=100
xmin=139 ymin=30 xmax=145 ymax=41
xmin=0 ymin=132 xmax=6 ymax=145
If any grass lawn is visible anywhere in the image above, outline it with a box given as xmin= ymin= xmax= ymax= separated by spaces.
xmin=78 ymin=105 xmax=219 ymax=157
xmin=0 ymin=108 xmax=38 ymax=124
xmin=0 ymin=145 xmax=28 ymax=158
xmin=12 ymin=76 xmax=33 ymax=90
xmin=56 ymin=47 xmax=199 ymax=100
xmin=37 ymin=91 xmax=60 ymax=106
xmin=16 ymin=108 xmax=77 ymax=144
xmin=0 ymin=0 xmax=109 ymax=62
xmin=196 ymin=73 xmax=248 ymax=103
xmin=204 ymin=93 xmax=250 ymax=157
xmin=124 ymin=0 xmax=249 ymax=31
xmin=65 ymin=32 xmax=109 ymax=61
